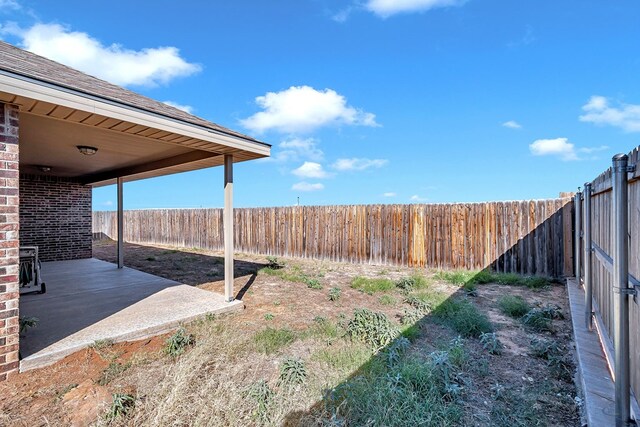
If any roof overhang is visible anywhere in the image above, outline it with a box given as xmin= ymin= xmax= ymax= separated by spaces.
xmin=0 ymin=70 xmax=270 ymax=187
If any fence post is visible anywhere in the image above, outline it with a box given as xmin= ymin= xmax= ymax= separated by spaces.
xmin=612 ymin=154 xmax=631 ymax=427
xmin=583 ymin=183 xmax=593 ymax=330
xmin=575 ymin=190 xmax=582 ymax=282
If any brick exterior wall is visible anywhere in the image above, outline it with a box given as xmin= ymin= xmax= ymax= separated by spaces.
xmin=19 ymin=174 xmax=92 ymax=262
xmin=0 ymin=103 xmax=20 ymax=381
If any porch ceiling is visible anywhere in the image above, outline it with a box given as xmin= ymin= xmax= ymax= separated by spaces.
xmin=0 ymin=40 xmax=270 ymax=186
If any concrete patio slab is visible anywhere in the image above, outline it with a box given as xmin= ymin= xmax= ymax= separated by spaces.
xmin=19 ymin=258 xmax=243 ymax=371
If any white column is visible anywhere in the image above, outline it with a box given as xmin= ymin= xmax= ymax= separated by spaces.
xmin=117 ymin=177 xmax=124 ymax=269
xmin=224 ymin=155 xmax=234 ymax=301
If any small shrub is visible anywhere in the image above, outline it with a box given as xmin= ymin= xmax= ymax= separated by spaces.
xmin=521 ymin=308 xmax=555 ymax=332
xmin=479 ymin=332 xmax=503 ymax=355
xmin=395 ymin=274 xmax=430 ymax=293
xmin=278 ymin=357 xmax=307 ymax=386
xmin=404 ymin=295 xmax=431 ymax=315
xmin=347 ymin=308 xmax=398 ymax=349
xmin=462 ymin=281 xmax=478 ymax=296
xmin=305 ymin=277 xmax=323 ymax=289
xmin=264 ymin=313 xmax=274 ymax=321
xmin=254 ymin=327 xmax=296 ymax=354
xmin=530 ymin=338 xmax=560 ymax=359
xmin=540 ymin=304 xmax=564 ymax=319
xmin=247 ymin=380 xmax=274 ymax=423
xmin=434 ymin=298 xmax=492 ymax=338
xmin=401 ymin=309 xmax=422 ymax=326
xmin=164 ymin=327 xmax=195 ymax=358
xmin=530 ymin=338 xmax=572 ymax=382
xmin=385 ymin=336 xmax=411 ymax=367
xmin=90 ymin=338 xmax=114 ymax=350
xmin=329 ymin=287 xmax=341 ymax=301
xmin=350 ymin=276 xmax=395 ymax=294
xmin=19 ymin=316 xmax=39 ymax=334
xmin=498 ymin=295 xmax=531 ymax=318
xmin=105 ymin=393 xmax=135 ymax=421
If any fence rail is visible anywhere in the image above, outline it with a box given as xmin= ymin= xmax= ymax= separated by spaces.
xmin=93 ymin=199 xmax=573 ymax=277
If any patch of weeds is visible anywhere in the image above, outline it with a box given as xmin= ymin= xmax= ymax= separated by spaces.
xmin=145 ymin=256 xmax=157 ymax=261
xmin=521 ymin=276 xmax=552 ymax=289
xmin=434 ymin=270 xmax=475 ymax=285
xmin=161 ymin=249 xmax=178 ymax=255
xmin=273 ymin=300 xmax=281 ymax=306
xmin=328 ymin=287 xmax=341 ymax=301
xmin=385 ymin=336 xmax=411 ymax=367
xmin=105 ymin=393 xmax=135 ymax=421
xmin=494 ymin=273 xmax=553 ymax=289
xmin=479 ymin=332 xmax=503 ymax=355
xmin=378 ymin=294 xmax=396 ymax=306
xmin=246 ymin=380 xmax=274 ymax=424
xmin=306 ymin=317 xmax=342 ymax=341
xmin=471 ymin=270 xmax=495 ymax=284
xmin=266 ymin=256 xmax=285 ymax=269
xmin=405 ymin=295 xmax=431 ymax=314
xmin=401 ymin=309 xmax=422 ymax=326
xmin=305 ymin=277 xmax=323 ymax=290
xmin=254 ymin=327 xmax=296 ymax=354
xmin=350 ymin=276 xmax=395 ymax=294
xmin=98 ymin=361 xmax=131 ymax=386
xmin=313 ymin=345 xmax=371 ymax=372
xmin=378 ymin=269 xmax=389 ymax=275
xmin=278 ymin=357 xmax=307 ymax=386
xmin=498 ymin=295 xmax=531 ymax=318
xmin=530 ymin=338 xmax=576 ymax=383
xmin=347 ymin=308 xmax=398 ymax=349
xmin=264 ymin=313 xmax=274 ymax=321
xmin=19 ymin=316 xmax=39 ymax=335
xmin=494 ymin=272 xmax=522 ymax=285
xmin=164 ymin=327 xmax=195 ymax=358
xmin=318 ymin=353 xmax=463 ymax=426
xmin=521 ymin=307 xmax=558 ymax=332
xmin=395 ymin=274 xmax=430 ymax=293
xmin=434 ymin=297 xmax=492 ymax=338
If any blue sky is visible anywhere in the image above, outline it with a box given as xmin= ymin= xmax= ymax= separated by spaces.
xmin=1 ymin=0 xmax=639 ymax=209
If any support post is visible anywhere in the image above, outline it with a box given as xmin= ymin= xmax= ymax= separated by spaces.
xmin=575 ymin=190 xmax=582 ymax=282
xmin=224 ymin=155 xmax=234 ymax=302
xmin=117 ymin=177 xmax=124 ymax=269
xmin=612 ymin=154 xmax=631 ymax=427
xmin=583 ymin=183 xmax=593 ymax=330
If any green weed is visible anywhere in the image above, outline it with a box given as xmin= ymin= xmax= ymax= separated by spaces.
xmin=434 ymin=298 xmax=493 ymax=338
xmin=350 ymin=276 xmax=395 ymax=294
xmin=498 ymin=295 xmax=531 ymax=318
xmin=278 ymin=357 xmax=307 ymax=386
xmin=479 ymin=332 xmax=503 ymax=355
xmin=347 ymin=308 xmax=398 ymax=349
xmin=164 ymin=327 xmax=195 ymax=358
xmin=98 ymin=361 xmax=131 ymax=386
xmin=328 ymin=287 xmax=341 ymax=301
xmin=254 ymin=327 xmax=296 ymax=354
xmin=395 ymin=274 xmax=430 ymax=292
xmin=105 ymin=393 xmax=135 ymax=421
xmin=378 ymin=294 xmax=396 ymax=306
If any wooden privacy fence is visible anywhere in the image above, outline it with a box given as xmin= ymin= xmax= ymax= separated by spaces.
xmin=94 ymin=199 xmax=573 ymax=277
xmin=577 ymin=145 xmax=640 ymax=406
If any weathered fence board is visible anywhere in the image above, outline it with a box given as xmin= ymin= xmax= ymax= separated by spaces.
xmin=94 ymin=199 xmax=572 ymax=277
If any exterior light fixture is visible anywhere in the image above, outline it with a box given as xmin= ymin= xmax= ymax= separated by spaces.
xmin=77 ymin=145 xmax=98 ymax=155
xmin=37 ymin=165 xmax=52 ymax=172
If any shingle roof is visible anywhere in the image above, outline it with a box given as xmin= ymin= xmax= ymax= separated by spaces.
xmin=0 ymin=40 xmax=265 ymax=145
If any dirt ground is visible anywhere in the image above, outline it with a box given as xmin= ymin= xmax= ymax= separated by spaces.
xmin=0 ymin=241 xmax=582 ymax=426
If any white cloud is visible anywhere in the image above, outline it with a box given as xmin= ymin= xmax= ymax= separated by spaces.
xmin=292 ymin=162 xmax=330 ymax=179
xmin=410 ymin=195 xmax=428 ymax=202
xmin=332 ymin=7 xmax=353 ymax=22
xmin=579 ymin=96 xmax=640 ymax=132
xmin=7 ymin=23 xmax=200 ymax=87
xmin=365 ymin=0 xmax=465 ymax=18
xmin=292 ymin=182 xmax=324 ymax=192
xmin=502 ymin=120 xmax=522 ymax=129
xmin=332 ymin=158 xmax=388 ymax=171
xmin=277 ymin=138 xmax=324 ymax=162
xmin=578 ymin=145 xmax=609 ymax=154
xmin=0 ymin=0 xmax=20 ymax=11
xmin=102 ymin=200 xmax=113 ymax=207
xmin=383 ymin=192 xmax=397 ymax=197
xmin=529 ymin=138 xmax=578 ymax=161
xmin=163 ymin=101 xmax=194 ymax=114
xmin=240 ymin=85 xmax=379 ymax=134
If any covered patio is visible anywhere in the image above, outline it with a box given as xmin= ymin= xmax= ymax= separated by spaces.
xmin=0 ymin=41 xmax=270 ymax=378
xmin=20 ymin=258 xmax=242 ymax=371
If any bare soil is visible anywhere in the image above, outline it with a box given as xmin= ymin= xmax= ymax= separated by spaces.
xmin=0 ymin=241 xmax=581 ymax=426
